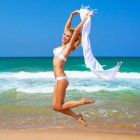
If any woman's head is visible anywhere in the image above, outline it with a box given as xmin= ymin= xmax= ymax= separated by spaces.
xmin=62 ymin=28 xmax=82 ymax=52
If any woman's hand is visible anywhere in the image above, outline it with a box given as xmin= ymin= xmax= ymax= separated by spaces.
xmin=89 ymin=12 xmax=93 ymax=17
xmin=84 ymin=12 xmax=93 ymax=18
xmin=82 ymin=12 xmax=93 ymax=21
xmin=72 ymin=10 xmax=79 ymax=15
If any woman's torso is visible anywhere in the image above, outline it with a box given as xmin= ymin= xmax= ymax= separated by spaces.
xmin=53 ymin=44 xmax=71 ymax=78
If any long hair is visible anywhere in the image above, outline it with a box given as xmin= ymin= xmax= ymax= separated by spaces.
xmin=66 ymin=28 xmax=82 ymax=52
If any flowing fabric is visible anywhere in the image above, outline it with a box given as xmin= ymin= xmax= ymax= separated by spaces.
xmin=79 ymin=6 xmax=122 ymax=81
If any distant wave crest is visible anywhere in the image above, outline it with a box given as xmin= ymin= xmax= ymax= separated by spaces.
xmin=0 ymin=71 xmax=140 ymax=79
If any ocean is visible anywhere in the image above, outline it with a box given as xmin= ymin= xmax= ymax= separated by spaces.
xmin=0 ymin=57 xmax=140 ymax=134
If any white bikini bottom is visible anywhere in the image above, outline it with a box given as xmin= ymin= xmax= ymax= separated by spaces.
xmin=55 ymin=75 xmax=69 ymax=83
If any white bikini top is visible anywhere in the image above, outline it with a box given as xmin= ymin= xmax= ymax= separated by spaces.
xmin=53 ymin=46 xmax=67 ymax=61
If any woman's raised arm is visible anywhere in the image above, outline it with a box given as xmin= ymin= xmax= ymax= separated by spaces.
xmin=69 ymin=12 xmax=93 ymax=49
xmin=64 ymin=10 xmax=79 ymax=30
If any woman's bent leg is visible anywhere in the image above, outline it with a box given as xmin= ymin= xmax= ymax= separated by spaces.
xmin=53 ymin=80 xmax=87 ymax=125
xmin=53 ymin=79 xmax=95 ymax=111
xmin=58 ymin=108 xmax=79 ymax=120
xmin=61 ymin=97 xmax=95 ymax=110
xmin=56 ymin=108 xmax=87 ymax=126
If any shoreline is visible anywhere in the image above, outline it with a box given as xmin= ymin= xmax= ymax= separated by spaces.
xmin=0 ymin=128 xmax=140 ymax=140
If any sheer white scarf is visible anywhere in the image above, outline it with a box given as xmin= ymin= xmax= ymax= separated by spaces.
xmin=79 ymin=6 xmax=122 ymax=81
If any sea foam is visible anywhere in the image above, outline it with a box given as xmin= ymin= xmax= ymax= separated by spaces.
xmin=0 ymin=71 xmax=140 ymax=79
xmin=14 ymin=85 xmax=134 ymax=94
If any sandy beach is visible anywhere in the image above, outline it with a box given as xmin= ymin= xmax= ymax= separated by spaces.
xmin=0 ymin=129 xmax=140 ymax=140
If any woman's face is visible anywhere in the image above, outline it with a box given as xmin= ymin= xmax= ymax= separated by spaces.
xmin=62 ymin=30 xmax=72 ymax=44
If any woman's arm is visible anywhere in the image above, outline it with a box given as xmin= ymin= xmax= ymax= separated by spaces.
xmin=64 ymin=10 xmax=79 ymax=30
xmin=69 ymin=12 xmax=93 ymax=49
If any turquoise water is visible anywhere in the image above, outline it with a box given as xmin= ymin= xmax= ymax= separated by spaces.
xmin=0 ymin=57 xmax=140 ymax=133
xmin=0 ymin=57 xmax=140 ymax=72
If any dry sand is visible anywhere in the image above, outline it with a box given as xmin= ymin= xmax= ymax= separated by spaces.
xmin=0 ymin=129 xmax=140 ymax=140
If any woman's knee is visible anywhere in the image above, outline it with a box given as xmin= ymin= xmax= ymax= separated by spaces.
xmin=52 ymin=104 xmax=62 ymax=112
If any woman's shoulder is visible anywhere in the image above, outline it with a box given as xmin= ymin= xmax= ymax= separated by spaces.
xmin=56 ymin=43 xmax=71 ymax=50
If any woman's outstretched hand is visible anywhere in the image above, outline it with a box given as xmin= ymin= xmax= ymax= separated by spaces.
xmin=89 ymin=12 xmax=93 ymax=17
xmin=72 ymin=10 xmax=80 ymax=15
xmin=82 ymin=12 xmax=93 ymax=21
xmin=85 ymin=12 xmax=93 ymax=18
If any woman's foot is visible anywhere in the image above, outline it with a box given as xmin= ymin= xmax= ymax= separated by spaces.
xmin=77 ymin=114 xmax=87 ymax=126
xmin=81 ymin=97 xmax=95 ymax=105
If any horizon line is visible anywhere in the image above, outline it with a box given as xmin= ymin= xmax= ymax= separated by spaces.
xmin=0 ymin=56 xmax=140 ymax=58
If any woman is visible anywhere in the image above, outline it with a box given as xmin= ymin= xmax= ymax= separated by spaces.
xmin=52 ymin=10 xmax=95 ymax=126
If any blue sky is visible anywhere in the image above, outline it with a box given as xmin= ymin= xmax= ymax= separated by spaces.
xmin=0 ymin=0 xmax=140 ymax=57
